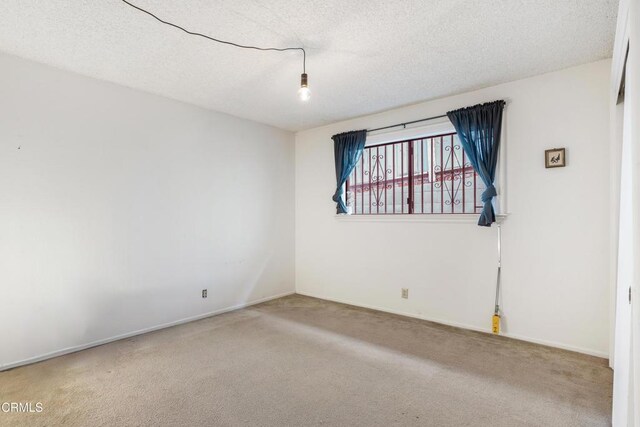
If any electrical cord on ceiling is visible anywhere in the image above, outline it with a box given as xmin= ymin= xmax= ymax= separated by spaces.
xmin=120 ymin=0 xmax=306 ymax=71
xmin=120 ymin=0 xmax=311 ymax=100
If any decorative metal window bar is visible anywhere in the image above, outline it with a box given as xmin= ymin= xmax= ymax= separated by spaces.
xmin=345 ymin=133 xmax=485 ymax=215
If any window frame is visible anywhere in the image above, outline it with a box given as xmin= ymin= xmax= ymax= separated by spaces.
xmin=336 ymin=120 xmax=506 ymax=222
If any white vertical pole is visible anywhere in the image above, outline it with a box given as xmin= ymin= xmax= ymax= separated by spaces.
xmin=494 ymin=223 xmax=502 ymax=315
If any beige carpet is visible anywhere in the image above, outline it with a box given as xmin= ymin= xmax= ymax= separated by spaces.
xmin=0 ymin=295 xmax=612 ymax=426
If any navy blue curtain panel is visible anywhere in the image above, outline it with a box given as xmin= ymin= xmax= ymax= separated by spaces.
xmin=331 ymin=130 xmax=367 ymax=214
xmin=447 ymin=100 xmax=505 ymax=226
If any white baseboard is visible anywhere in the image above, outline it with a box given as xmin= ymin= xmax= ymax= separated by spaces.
xmin=4 ymin=289 xmax=607 ymax=371
xmin=296 ymin=291 xmax=609 ymax=360
xmin=1 ymin=291 xmax=295 ymax=372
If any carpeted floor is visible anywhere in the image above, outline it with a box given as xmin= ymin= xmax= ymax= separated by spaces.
xmin=1 ymin=295 xmax=612 ymax=426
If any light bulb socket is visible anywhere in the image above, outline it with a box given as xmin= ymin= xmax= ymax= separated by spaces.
xmin=300 ymin=73 xmax=308 ymax=88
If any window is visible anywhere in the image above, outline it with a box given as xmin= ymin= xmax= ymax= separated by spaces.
xmin=345 ymin=132 xmax=486 ymax=215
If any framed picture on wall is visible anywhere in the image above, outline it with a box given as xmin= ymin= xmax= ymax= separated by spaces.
xmin=545 ymin=148 xmax=566 ymax=168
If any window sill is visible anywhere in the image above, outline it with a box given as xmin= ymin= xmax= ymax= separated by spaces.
xmin=334 ymin=213 xmax=508 ymax=224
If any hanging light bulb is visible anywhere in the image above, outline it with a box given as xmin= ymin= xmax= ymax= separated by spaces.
xmin=298 ymin=73 xmax=311 ymax=101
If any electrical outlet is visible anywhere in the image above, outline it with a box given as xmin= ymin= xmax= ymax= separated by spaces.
xmin=401 ymin=288 xmax=409 ymax=299
xmin=202 ymin=289 xmax=207 ymax=298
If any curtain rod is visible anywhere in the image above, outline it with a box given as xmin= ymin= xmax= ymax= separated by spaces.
xmin=367 ymin=113 xmax=449 ymax=133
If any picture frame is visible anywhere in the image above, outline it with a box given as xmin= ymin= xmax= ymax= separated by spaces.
xmin=545 ymin=148 xmax=566 ymax=168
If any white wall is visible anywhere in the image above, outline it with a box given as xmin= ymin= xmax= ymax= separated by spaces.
xmin=0 ymin=53 xmax=295 ymax=369
xmin=295 ymin=60 xmax=611 ymax=357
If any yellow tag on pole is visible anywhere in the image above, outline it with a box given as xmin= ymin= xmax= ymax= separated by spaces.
xmin=492 ymin=314 xmax=500 ymax=334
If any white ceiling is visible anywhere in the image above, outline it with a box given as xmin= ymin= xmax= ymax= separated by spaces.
xmin=0 ymin=1 xmax=618 ymax=131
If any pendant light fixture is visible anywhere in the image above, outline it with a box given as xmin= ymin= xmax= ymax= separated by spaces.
xmin=121 ymin=0 xmax=309 ymax=101
xmin=298 ymin=73 xmax=310 ymax=101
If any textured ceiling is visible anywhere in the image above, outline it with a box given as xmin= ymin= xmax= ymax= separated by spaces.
xmin=0 ymin=0 xmax=618 ymax=131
